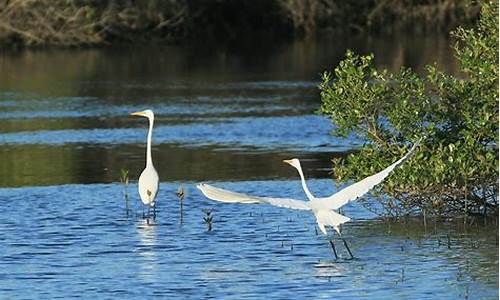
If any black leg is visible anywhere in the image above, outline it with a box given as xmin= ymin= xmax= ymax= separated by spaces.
xmin=342 ymin=238 xmax=354 ymax=259
xmin=153 ymin=203 xmax=156 ymax=220
xmin=329 ymin=240 xmax=338 ymax=259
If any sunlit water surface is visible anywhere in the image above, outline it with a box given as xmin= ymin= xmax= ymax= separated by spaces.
xmin=0 ymin=34 xmax=497 ymax=299
xmin=0 ymin=181 xmax=497 ymax=299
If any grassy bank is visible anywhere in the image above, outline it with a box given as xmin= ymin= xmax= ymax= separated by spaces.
xmin=0 ymin=0 xmax=480 ymax=48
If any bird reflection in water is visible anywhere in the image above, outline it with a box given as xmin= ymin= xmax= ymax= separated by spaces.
xmin=136 ymin=218 xmax=158 ymax=283
xmin=314 ymin=260 xmax=348 ymax=279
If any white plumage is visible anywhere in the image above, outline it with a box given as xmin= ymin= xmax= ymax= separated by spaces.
xmin=197 ymin=141 xmax=419 ymax=236
xmin=138 ymin=165 xmax=159 ymax=206
xmin=131 ymin=109 xmax=159 ymax=208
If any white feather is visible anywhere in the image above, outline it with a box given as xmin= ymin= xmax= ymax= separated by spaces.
xmin=197 ymin=140 xmax=420 ymax=236
xmin=315 ymin=141 xmax=419 ymax=210
xmin=197 ymin=184 xmax=311 ymax=210
xmin=314 ymin=210 xmax=351 ymax=235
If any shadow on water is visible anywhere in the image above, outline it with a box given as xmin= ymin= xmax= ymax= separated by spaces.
xmin=0 ymin=33 xmax=459 ymax=96
xmin=312 ymin=219 xmax=498 ymax=299
xmin=0 ymin=143 xmax=349 ymax=187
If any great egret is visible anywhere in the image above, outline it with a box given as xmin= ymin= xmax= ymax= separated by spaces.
xmin=131 ymin=109 xmax=159 ymax=219
xmin=197 ymin=141 xmax=419 ymax=258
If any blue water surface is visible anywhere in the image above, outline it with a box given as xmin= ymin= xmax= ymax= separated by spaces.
xmin=0 ymin=181 xmax=496 ymax=299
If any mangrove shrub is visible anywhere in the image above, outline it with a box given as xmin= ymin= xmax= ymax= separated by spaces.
xmin=319 ymin=2 xmax=498 ymax=217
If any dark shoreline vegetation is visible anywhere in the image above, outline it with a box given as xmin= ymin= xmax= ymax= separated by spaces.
xmin=320 ymin=2 xmax=498 ymax=219
xmin=0 ymin=0 xmax=480 ymax=49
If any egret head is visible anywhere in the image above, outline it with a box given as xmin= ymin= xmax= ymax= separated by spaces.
xmin=283 ymin=158 xmax=301 ymax=170
xmin=130 ymin=109 xmax=154 ymax=120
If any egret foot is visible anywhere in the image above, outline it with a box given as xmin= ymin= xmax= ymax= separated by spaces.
xmin=342 ymin=238 xmax=354 ymax=259
xmin=329 ymin=240 xmax=338 ymax=259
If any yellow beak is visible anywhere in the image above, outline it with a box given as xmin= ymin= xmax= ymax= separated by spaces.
xmin=283 ymin=159 xmax=292 ymax=165
xmin=130 ymin=111 xmax=146 ymax=117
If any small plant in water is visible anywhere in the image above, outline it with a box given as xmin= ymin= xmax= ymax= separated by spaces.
xmin=119 ymin=169 xmax=129 ymax=215
xmin=203 ymin=209 xmax=213 ymax=231
xmin=176 ymin=185 xmax=185 ymax=224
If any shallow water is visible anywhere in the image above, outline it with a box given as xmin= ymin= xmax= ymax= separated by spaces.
xmin=0 ymin=34 xmax=497 ymax=299
xmin=0 ymin=181 xmax=497 ymax=299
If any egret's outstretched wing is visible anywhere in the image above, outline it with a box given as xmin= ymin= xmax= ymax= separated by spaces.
xmin=261 ymin=196 xmax=311 ymax=210
xmin=197 ymin=183 xmax=311 ymax=210
xmin=197 ymin=183 xmax=261 ymax=204
xmin=319 ymin=141 xmax=420 ymax=210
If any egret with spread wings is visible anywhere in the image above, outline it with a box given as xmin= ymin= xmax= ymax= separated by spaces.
xmin=197 ymin=141 xmax=419 ymax=258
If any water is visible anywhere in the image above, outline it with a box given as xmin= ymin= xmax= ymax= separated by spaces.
xmin=0 ymin=34 xmax=497 ymax=299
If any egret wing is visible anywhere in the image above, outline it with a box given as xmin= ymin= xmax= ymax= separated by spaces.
xmin=260 ymin=196 xmax=311 ymax=210
xmin=197 ymin=183 xmax=311 ymax=210
xmin=197 ymin=183 xmax=260 ymax=204
xmin=319 ymin=141 xmax=420 ymax=210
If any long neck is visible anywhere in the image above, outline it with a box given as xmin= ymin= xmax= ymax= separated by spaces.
xmin=296 ymin=164 xmax=314 ymax=200
xmin=146 ymin=116 xmax=154 ymax=167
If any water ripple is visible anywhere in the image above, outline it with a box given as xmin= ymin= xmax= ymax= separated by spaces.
xmin=0 ymin=115 xmax=361 ymax=152
xmin=0 ymin=180 xmax=496 ymax=299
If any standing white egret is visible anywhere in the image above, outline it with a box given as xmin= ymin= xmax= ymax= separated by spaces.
xmin=131 ymin=109 xmax=159 ymax=219
xmin=197 ymin=141 xmax=419 ymax=258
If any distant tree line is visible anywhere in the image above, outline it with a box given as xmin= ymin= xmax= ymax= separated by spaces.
xmin=0 ymin=0 xmax=480 ymax=48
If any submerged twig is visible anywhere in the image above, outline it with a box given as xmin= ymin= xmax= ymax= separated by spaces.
xmin=176 ymin=185 xmax=185 ymax=224
xmin=203 ymin=209 xmax=213 ymax=231
xmin=119 ymin=168 xmax=129 ymax=216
